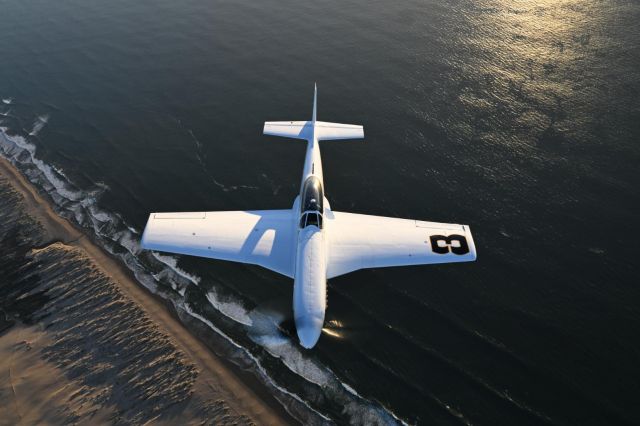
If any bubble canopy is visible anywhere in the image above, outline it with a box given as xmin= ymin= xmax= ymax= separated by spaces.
xmin=299 ymin=176 xmax=324 ymax=229
xmin=301 ymin=176 xmax=323 ymax=214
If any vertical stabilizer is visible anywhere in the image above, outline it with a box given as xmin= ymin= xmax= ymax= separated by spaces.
xmin=312 ymin=83 xmax=317 ymax=123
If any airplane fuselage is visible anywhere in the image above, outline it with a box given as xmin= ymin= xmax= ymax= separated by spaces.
xmin=293 ymin=129 xmax=328 ymax=348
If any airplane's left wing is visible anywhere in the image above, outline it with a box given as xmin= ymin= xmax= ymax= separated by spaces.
xmin=141 ymin=210 xmax=295 ymax=277
xmin=326 ymin=211 xmax=477 ymax=278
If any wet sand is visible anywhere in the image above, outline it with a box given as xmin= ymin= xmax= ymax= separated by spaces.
xmin=0 ymin=156 xmax=296 ymax=425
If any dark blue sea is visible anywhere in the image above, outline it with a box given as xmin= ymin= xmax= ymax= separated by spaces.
xmin=1 ymin=0 xmax=639 ymax=424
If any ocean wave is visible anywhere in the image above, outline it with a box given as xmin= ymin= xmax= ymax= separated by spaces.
xmin=249 ymin=309 xmax=332 ymax=387
xmin=29 ymin=114 xmax=49 ymax=136
xmin=1 ymin=97 xmax=12 ymax=105
xmin=0 ymin=123 xmax=196 ymax=302
xmin=0 ymin=116 xmax=407 ymax=425
xmin=0 ymin=126 xmax=83 ymax=201
xmin=180 ymin=302 xmax=332 ymax=425
xmin=206 ymin=288 xmax=253 ymax=326
xmin=247 ymin=308 xmax=407 ymax=425
xmin=151 ymin=251 xmax=201 ymax=286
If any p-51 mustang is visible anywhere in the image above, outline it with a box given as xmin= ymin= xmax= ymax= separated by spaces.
xmin=141 ymin=85 xmax=477 ymax=348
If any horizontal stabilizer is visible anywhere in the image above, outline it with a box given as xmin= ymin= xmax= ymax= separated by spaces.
xmin=315 ymin=121 xmax=364 ymax=141
xmin=263 ymin=120 xmax=363 ymax=141
xmin=264 ymin=121 xmax=312 ymax=140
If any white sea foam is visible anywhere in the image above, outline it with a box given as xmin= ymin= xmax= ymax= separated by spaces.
xmin=206 ymin=289 xmax=253 ymax=326
xmin=89 ymin=206 xmax=114 ymax=223
xmin=29 ymin=114 xmax=49 ymax=136
xmin=1 ymin=98 xmax=12 ymax=105
xmin=52 ymin=164 xmax=71 ymax=179
xmin=181 ymin=302 xmax=331 ymax=423
xmin=116 ymin=230 xmax=142 ymax=256
xmin=249 ymin=310 xmax=332 ymax=387
xmin=151 ymin=252 xmax=201 ymax=286
xmin=246 ymin=308 xmax=408 ymax=424
xmin=1 ymin=126 xmax=83 ymax=202
xmin=266 ymin=340 xmax=332 ymax=387
xmin=341 ymin=381 xmax=361 ymax=397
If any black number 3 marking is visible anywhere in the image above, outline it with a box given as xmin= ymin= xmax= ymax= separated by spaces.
xmin=430 ymin=234 xmax=470 ymax=255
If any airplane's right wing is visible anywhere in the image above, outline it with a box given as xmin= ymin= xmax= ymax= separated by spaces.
xmin=326 ymin=211 xmax=476 ymax=278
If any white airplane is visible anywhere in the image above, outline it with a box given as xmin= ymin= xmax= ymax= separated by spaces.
xmin=141 ymin=85 xmax=477 ymax=348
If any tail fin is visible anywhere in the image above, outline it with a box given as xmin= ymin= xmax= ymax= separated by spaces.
xmin=312 ymin=83 xmax=317 ymax=123
xmin=263 ymin=84 xmax=364 ymax=141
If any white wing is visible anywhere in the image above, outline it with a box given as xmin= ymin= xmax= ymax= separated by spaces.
xmin=326 ymin=211 xmax=477 ymax=278
xmin=141 ymin=210 xmax=295 ymax=277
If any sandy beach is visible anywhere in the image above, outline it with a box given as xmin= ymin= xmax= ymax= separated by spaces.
xmin=0 ymin=156 xmax=296 ymax=425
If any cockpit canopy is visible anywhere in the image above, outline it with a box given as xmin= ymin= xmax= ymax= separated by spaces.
xmin=299 ymin=176 xmax=324 ymax=229
xmin=301 ymin=176 xmax=323 ymax=214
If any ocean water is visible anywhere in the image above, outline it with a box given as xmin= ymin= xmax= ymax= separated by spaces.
xmin=1 ymin=0 xmax=640 ymax=424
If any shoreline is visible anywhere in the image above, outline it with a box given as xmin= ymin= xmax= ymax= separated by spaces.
xmin=0 ymin=155 xmax=298 ymax=424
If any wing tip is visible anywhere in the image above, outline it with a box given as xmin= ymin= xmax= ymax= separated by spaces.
xmin=140 ymin=213 xmax=155 ymax=250
xmin=464 ymin=225 xmax=478 ymax=261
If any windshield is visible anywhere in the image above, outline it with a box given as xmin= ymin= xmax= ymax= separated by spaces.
xmin=301 ymin=176 xmax=323 ymax=214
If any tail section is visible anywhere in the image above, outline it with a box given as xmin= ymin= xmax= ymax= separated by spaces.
xmin=263 ymin=85 xmax=364 ymax=141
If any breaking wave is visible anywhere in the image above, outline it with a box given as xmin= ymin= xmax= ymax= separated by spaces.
xmin=179 ymin=302 xmax=333 ymax=424
xmin=247 ymin=308 xmax=408 ymax=425
xmin=29 ymin=114 xmax=49 ymax=136
xmin=0 ymin=113 xmax=407 ymax=425
xmin=152 ymin=252 xmax=201 ymax=286
xmin=206 ymin=289 xmax=253 ymax=326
